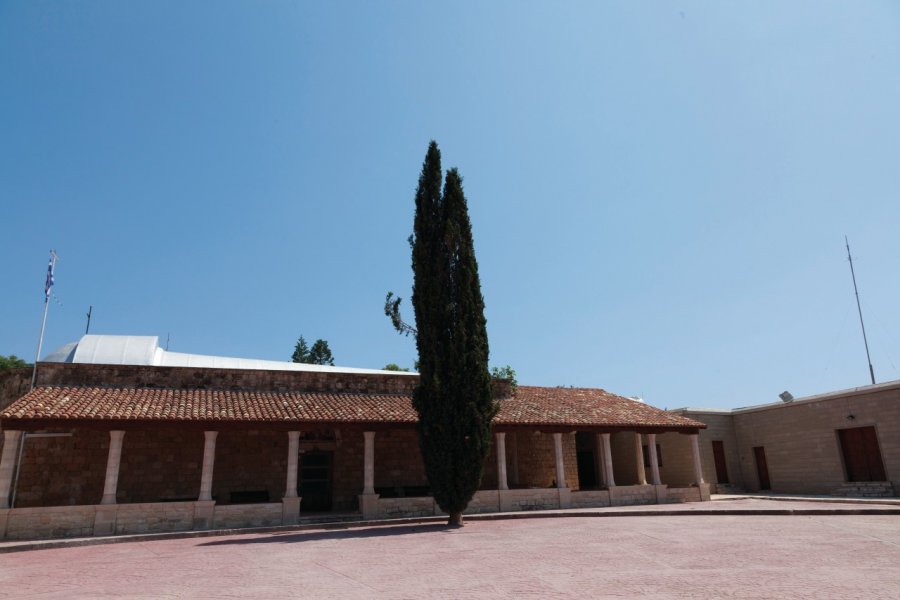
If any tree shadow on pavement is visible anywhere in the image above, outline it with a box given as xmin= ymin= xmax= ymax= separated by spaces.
xmin=197 ymin=523 xmax=458 ymax=547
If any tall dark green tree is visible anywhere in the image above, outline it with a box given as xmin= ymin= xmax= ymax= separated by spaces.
xmin=410 ymin=141 xmax=495 ymax=527
xmin=292 ymin=336 xmax=334 ymax=366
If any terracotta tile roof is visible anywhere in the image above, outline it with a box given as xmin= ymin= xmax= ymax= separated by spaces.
xmin=0 ymin=385 xmax=704 ymax=431
xmin=496 ymin=386 xmax=705 ymax=429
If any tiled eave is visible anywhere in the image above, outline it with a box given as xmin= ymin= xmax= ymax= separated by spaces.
xmin=0 ymin=385 xmax=706 ymax=433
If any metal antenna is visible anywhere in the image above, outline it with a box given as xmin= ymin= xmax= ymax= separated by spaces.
xmin=845 ymin=236 xmax=876 ymax=385
xmin=166 ymin=333 xmax=171 ymax=351
xmin=85 ymin=305 xmax=93 ymax=335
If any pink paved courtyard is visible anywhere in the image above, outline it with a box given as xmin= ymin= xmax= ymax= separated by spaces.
xmin=3 ymin=510 xmax=899 ymax=599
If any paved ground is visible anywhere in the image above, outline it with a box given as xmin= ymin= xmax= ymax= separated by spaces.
xmin=2 ymin=499 xmax=900 ymax=599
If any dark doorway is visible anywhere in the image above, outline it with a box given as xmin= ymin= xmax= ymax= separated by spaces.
xmin=575 ymin=432 xmax=598 ymax=489
xmin=712 ymin=440 xmax=729 ymax=484
xmin=839 ymin=426 xmax=886 ymax=482
xmin=753 ymin=446 xmax=770 ymax=490
xmin=299 ymin=451 xmax=333 ymax=512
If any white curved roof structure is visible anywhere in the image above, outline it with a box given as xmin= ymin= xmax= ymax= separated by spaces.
xmin=43 ymin=335 xmax=414 ymax=376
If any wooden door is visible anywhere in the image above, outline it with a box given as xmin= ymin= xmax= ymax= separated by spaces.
xmin=839 ymin=426 xmax=887 ymax=482
xmin=712 ymin=440 xmax=729 ymax=484
xmin=753 ymin=446 xmax=770 ymax=490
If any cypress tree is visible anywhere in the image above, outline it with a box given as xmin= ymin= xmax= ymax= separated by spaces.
xmin=411 ymin=142 xmax=495 ymax=527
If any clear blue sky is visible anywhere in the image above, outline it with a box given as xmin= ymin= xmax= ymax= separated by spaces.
xmin=2 ymin=2 xmax=899 ymax=410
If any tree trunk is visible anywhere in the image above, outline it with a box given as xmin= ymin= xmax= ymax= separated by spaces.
xmin=448 ymin=511 xmax=464 ymax=527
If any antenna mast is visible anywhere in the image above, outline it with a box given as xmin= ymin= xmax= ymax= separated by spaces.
xmin=845 ymin=236 xmax=876 ymax=385
xmin=85 ymin=305 xmax=93 ymax=335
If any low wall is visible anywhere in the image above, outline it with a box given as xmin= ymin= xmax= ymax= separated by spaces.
xmin=609 ymin=485 xmax=656 ymax=506
xmin=213 ymin=503 xmax=283 ymax=529
xmin=498 ymin=488 xmax=560 ymax=512
xmin=379 ymin=497 xmax=435 ymax=518
xmin=115 ymin=501 xmax=196 ymax=535
xmin=465 ymin=490 xmax=501 ymax=514
xmin=571 ymin=490 xmax=611 ymax=508
xmin=667 ymin=487 xmax=701 ymax=503
xmin=2 ymin=505 xmax=96 ymax=540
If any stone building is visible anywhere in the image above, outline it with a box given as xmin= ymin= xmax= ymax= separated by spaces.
xmin=658 ymin=381 xmax=900 ymax=498
xmin=0 ymin=335 xmax=709 ymax=541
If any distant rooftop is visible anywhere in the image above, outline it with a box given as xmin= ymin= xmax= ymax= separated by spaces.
xmin=42 ymin=335 xmax=414 ymax=376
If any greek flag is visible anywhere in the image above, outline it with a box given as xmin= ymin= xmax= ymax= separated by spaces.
xmin=44 ymin=250 xmax=56 ymax=299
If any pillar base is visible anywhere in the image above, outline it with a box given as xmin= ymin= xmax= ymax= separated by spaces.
xmin=358 ymin=493 xmax=380 ymax=520
xmin=557 ymin=487 xmax=572 ymax=509
xmin=654 ymin=484 xmax=668 ymax=504
xmin=697 ymin=482 xmax=711 ymax=502
xmin=193 ymin=500 xmax=216 ymax=530
xmin=93 ymin=505 xmax=117 ymax=537
xmin=282 ymin=497 xmax=301 ymax=525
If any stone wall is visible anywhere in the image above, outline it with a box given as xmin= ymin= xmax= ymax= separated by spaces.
xmin=730 ymin=387 xmax=900 ymax=494
xmin=212 ymin=430 xmax=287 ymax=504
xmin=513 ymin=431 xmax=578 ymax=489
xmin=374 ymin=429 xmax=428 ymax=495
xmin=465 ymin=490 xmax=501 ymax=514
xmin=25 ymin=362 xmax=513 ymax=399
xmin=0 ymin=368 xmax=30 ymax=412
xmin=379 ymin=497 xmax=435 ymax=518
xmin=497 ymin=488 xmax=560 ymax=511
xmin=663 ymin=412 xmax=742 ymax=489
xmin=654 ymin=432 xmax=694 ymax=487
xmin=667 ymin=487 xmax=702 ymax=503
xmin=213 ymin=503 xmax=283 ymax=528
xmin=115 ymin=501 xmax=195 ymax=534
xmin=118 ymin=430 xmax=202 ymax=503
xmin=333 ymin=431 xmax=364 ymax=511
xmin=608 ymin=484 xmax=656 ymax=506
xmin=15 ymin=428 xmax=108 ymax=507
xmin=610 ymin=432 xmax=642 ymax=486
xmin=571 ymin=490 xmax=611 ymax=508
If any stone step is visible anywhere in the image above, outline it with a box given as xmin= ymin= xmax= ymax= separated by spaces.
xmin=831 ymin=482 xmax=895 ymax=498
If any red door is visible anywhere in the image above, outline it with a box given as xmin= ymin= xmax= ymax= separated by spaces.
xmin=753 ymin=446 xmax=770 ymax=490
xmin=839 ymin=426 xmax=887 ymax=482
xmin=712 ymin=441 xmax=729 ymax=484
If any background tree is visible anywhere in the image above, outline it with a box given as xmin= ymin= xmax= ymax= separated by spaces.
xmin=490 ymin=365 xmax=518 ymax=393
xmin=382 ymin=363 xmax=411 ymax=372
xmin=410 ymin=141 xmax=495 ymax=527
xmin=0 ymin=355 xmax=30 ymax=369
xmin=292 ymin=336 xmax=334 ymax=365
xmin=308 ymin=339 xmax=334 ymax=366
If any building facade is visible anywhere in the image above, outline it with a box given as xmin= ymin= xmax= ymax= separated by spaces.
xmin=661 ymin=381 xmax=900 ymax=497
xmin=0 ymin=337 xmax=710 ymax=541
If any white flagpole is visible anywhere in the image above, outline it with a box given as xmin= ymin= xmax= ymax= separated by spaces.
xmin=30 ymin=250 xmax=58 ymax=391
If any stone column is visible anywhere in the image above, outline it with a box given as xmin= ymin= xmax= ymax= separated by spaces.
xmin=359 ymin=431 xmax=379 ymax=519
xmin=634 ymin=432 xmax=648 ymax=485
xmin=496 ymin=432 xmax=508 ymax=490
xmin=552 ymin=432 xmax=571 ymax=509
xmin=601 ymin=433 xmax=615 ymax=487
xmin=363 ymin=431 xmax=375 ymax=495
xmin=691 ymin=434 xmax=705 ymax=485
xmin=0 ymin=430 xmax=23 ymax=509
xmin=509 ymin=433 xmax=519 ymax=485
xmin=552 ymin=433 xmax=566 ymax=488
xmin=101 ymin=431 xmax=125 ymax=505
xmin=648 ymin=433 xmax=661 ymax=485
xmin=281 ymin=431 xmax=302 ymax=525
xmin=284 ymin=431 xmax=300 ymax=498
xmin=594 ymin=433 xmax=606 ymax=488
xmin=198 ymin=431 xmax=218 ymax=502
